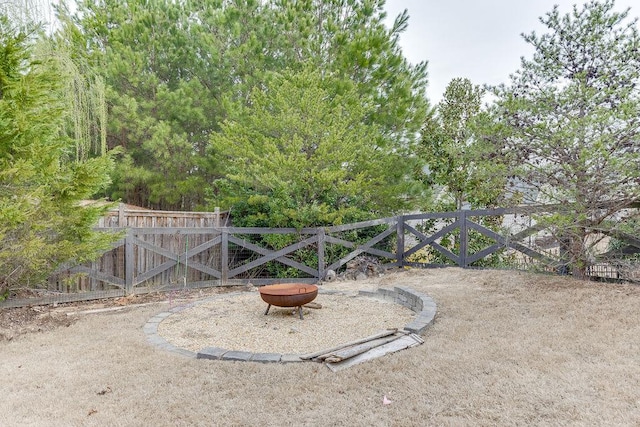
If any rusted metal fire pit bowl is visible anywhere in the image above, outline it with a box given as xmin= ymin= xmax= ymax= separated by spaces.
xmin=259 ymin=283 xmax=318 ymax=320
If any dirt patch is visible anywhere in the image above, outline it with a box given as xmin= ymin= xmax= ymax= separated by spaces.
xmin=1 ymin=268 xmax=639 ymax=426
xmin=0 ymin=285 xmax=249 ymax=342
xmin=0 ymin=306 xmax=77 ymax=341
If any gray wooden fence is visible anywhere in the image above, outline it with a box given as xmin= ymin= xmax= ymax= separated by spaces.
xmin=3 ymin=207 xmax=638 ymax=308
xmin=97 ymin=203 xmax=229 ymax=228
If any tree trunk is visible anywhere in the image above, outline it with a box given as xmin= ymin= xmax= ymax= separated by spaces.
xmin=570 ymin=230 xmax=589 ymax=281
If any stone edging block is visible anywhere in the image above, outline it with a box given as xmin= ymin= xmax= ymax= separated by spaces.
xmin=357 ymin=286 xmax=437 ymax=335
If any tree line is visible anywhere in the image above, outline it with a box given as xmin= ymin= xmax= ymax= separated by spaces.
xmin=1 ymin=0 xmax=639 ymax=294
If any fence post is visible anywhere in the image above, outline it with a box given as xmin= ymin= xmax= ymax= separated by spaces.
xmin=221 ymin=229 xmax=229 ymax=285
xmin=118 ymin=202 xmax=125 ymax=227
xmin=396 ymin=215 xmax=405 ymax=267
xmin=124 ymin=229 xmax=134 ymax=294
xmin=90 ymin=261 xmax=98 ymax=291
xmin=317 ymin=228 xmax=325 ymax=280
xmin=459 ymin=210 xmax=469 ymax=268
xmin=214 ymin=207 xmax=220 ymax=228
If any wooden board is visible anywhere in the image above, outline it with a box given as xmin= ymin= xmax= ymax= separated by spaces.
xmin=325 ymin=334 xmax=423 ymax=372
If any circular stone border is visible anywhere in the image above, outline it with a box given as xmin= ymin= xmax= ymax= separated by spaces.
xmin=144 ymin=286 xmax=437 ymax=363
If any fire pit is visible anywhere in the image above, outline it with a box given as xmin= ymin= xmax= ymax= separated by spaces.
xmin=259 ymin=283 xmax=319 ymax=320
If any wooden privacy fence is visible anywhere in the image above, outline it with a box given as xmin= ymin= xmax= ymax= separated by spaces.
xmin=4 ymin=206 xmax=637 ymax=307
xmin=97 ymin=203 xmax=229 ymax=228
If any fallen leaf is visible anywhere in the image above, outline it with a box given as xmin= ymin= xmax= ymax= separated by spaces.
xmin=97 ymin=386 xmax=112 ymax=395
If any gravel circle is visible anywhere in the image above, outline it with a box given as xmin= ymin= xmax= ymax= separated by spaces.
xmin=157 ymin=289 xmax=415 ymax=354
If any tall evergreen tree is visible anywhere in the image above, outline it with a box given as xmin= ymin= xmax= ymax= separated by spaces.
xmin=265 ymin=0 xmax=429 ymax=146
xmin=419 ymin=78 xmax=507 ymax=267
xmin=69 ymin=0 xmax=220 ymax=210
xmin=421 ymin=78 xmax=505 ymax=210
xmin=491 ymin=0 xmax=640 ymax=278
xmin=0 ymin=17 xmax=114 ymax=297
xmin=209 ymin=68 xmax=417 ymax=227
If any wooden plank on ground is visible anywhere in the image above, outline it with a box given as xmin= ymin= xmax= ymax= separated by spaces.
xmin=325 ymin=334 xmax=424 ymax=372
xmin=0 ymin=289 xmax=125 ymax=309
xmin=300 ymin=329 xmax=398 ymax=360
xmin=323 ymin=334 xmax=404 ymax=363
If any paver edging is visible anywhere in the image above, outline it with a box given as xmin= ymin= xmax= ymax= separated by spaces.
xmin=356 ymin=286 xmax=438 ymax=335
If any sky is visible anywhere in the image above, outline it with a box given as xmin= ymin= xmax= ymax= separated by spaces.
xmin=383 ymin=0 xmax=639 ymax=104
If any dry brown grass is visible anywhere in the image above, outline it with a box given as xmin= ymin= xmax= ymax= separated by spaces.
xmin=1 ymin=268 xmax=639 ymax=426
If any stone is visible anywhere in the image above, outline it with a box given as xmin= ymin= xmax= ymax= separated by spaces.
xmin=403 ymin=321 xmax=428 ymax=335
xmin=357 ymin=290 xmax=379 ymax=298
xmin=280 ymin=354 xmax=304 ymax=363
xmin=221 ymin=351 xmax=253 ymax=362
xmin=324 ymin=269 xmax=337 ymax=282
xmin=251 ymin=353 xmax=281 ymax=363
xmin=197 ymin=347 xmax=227 ymax=360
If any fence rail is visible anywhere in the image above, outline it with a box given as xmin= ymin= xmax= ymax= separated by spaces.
xmin=3 ymin=208 xmax=638 ymax=308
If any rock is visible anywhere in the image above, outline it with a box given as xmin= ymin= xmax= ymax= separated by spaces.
xmin=339 ymin=256 xmax=386 ymax=280
xmin=324 ymin=269 xmax=337 ymax=282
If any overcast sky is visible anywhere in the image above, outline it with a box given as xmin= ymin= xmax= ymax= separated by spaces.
xmin=383 ymin=0 xmax=639 ymax=104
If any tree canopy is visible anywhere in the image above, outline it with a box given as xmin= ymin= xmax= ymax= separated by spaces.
xmin=0 ymin=16 xmax=114 ymax=297
xmin=210 ymin=68 xmax=421 ymax=228
xmin=421 ymin=77 xmax=506 ymax=211
xmin=69 ymin=0 xmax=429 ymax=212
xmin=66 ymin=0 xmax=217 ymax=210
xmin=491 ymin=0 xmax=640 ymax=277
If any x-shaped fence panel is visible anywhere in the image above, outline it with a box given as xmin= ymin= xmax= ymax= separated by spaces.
xmin=57 ymin=206 xmax=636 ymax=298
xmin=321 ymin=217 xmax=400 ymax=277
xmin=227 ymin=234 xmax=318 ymax=279
xmin=129 ymin=233 xmax=223 ymax=285
xmin=400 ymin=209 xmax=561 ymax=269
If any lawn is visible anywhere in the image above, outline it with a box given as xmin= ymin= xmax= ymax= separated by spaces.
xmin=1 ymin=268 xmax=638 ymax=426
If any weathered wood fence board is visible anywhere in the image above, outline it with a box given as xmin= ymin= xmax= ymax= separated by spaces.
xmin=98 ymin=204 xmax=229 ymax=228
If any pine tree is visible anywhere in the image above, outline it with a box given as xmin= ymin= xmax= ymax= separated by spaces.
xmin=70 ymin=0 xmax=429 ymax=211
xmin=210 ymin=68 xmax=416 ymax=227
xmin=492 ymin=0 xmax=640 ymax=278
xmin=421 ymin=78 xmax=506 ymax=210
xmin=419 ymin=78 xmax=508 ymax=267
xmin=0 ymin=16 xmax=114 ymax=297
